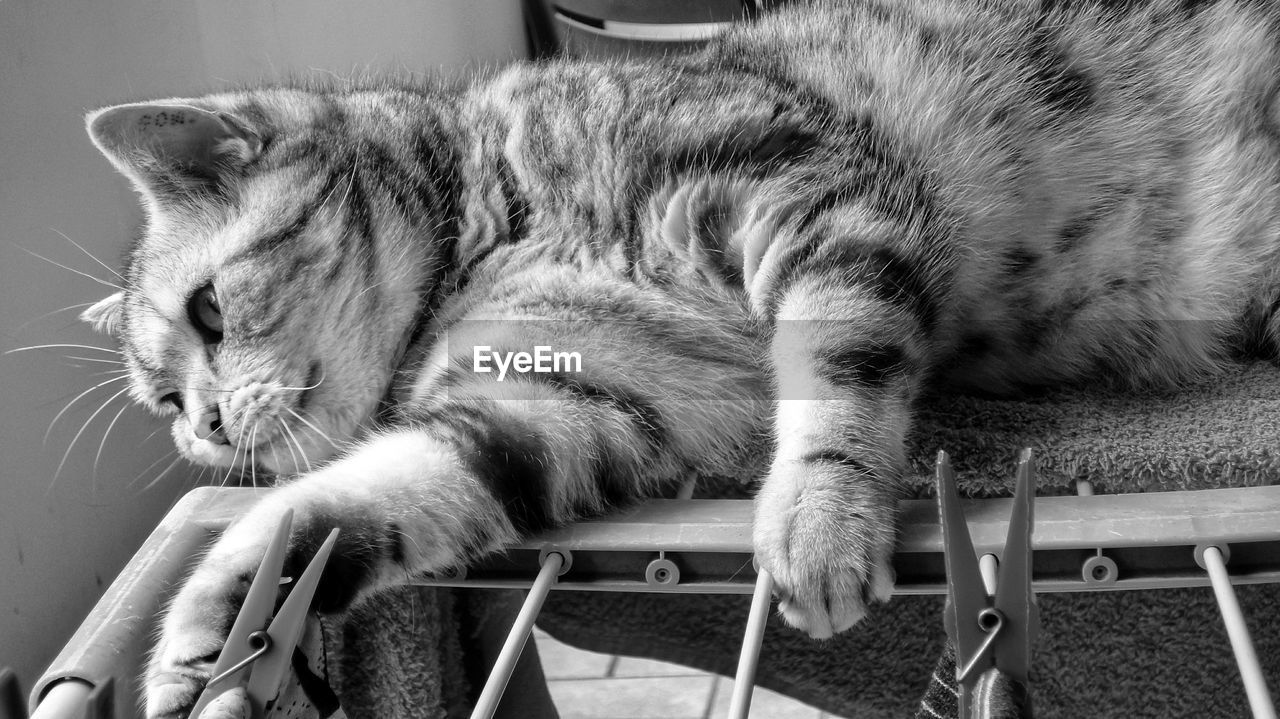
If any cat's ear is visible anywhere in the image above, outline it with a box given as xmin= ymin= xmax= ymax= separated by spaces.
xmin=80 ymin=292 xmax=125 ymax=336
xmin=86 ymin=102 xmax=262 ymax=205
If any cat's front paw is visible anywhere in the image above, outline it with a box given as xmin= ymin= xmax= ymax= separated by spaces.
xmin=144 ymin=491 xmax=387 ymax=718
xmin=144 ymin=566 xmax=253 ymax=719
xmin=753 ymin=458 xmax=897 ymax=638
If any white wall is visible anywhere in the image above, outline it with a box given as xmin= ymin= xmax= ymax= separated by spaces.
xmin=0 ymin=0 xmax=524 ymax=696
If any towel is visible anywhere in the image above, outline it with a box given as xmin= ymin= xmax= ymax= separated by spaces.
xmin=284 ymin=587 xmax=549 ymax=719
xmin=294 ymin=361 xmax=1280 ymax=718
xmin=251 ymin=586 xmax=471 ymax=719
xmin=906 ymin=361 xmax=1280 ymax=495
xmin=316 ymin=586 xmax=473 ymax=719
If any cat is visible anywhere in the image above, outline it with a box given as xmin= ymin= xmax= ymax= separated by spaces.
xmin=81 ymin=1 xmax=1280 ymax=716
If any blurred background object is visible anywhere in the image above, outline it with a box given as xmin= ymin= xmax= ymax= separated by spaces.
xmin=523 ymin=0 xmax=789 ymax=59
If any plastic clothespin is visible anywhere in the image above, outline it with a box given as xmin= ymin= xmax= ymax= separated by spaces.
xmin=190 ymin=510 xmax=339 ymax=719
xmin=936 ymin=449 xmax=1039 ymax=719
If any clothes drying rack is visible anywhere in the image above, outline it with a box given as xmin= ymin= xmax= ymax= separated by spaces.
xmin=9 ymin=472 xmax=1280 ymax=719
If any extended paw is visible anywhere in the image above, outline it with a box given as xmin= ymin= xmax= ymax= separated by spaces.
xmin=148 ymin=680 xmax=250 ymax=719
xmin=144 ymin=626 xmax=224 ymax=718
xmin=753 ymin=459 xmax=897 ymax=638
xmin=143 ymin=498 xmax=348 ymax=717
xmin=143 ymin=558 xmax=256 ymax=719
xmin=194 ymin=688 xmax=251 ymax=719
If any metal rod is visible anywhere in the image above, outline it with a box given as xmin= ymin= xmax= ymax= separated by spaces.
xmin=727 ymin=569 xmax=773 ymax=719
xmin=28 ymin=680 xmax=91 ymax=719
xmin=470 ymin=551 xmax=565 ymax=719
xmin=1202 ymin=546 xmax=1278 ymax=719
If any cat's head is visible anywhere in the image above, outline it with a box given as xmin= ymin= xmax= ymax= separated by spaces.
xmin=83 ymin=88 xmax=457 ymax=475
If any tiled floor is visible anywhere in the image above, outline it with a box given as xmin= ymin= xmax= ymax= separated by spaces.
xmin=534 ymin=629 xmax=844 ymax=719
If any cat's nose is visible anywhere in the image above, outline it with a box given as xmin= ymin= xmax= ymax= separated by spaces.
xmin=192 ymin=407 xmax=230 ymax=445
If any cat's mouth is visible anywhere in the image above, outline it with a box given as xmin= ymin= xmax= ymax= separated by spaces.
xmin=187 ymin=441 xmax=286 ymax=483
xmin=183 ymin=422 xmax=313 ymax=476
xmin=182 ymin=361 xmax=331 ymax=474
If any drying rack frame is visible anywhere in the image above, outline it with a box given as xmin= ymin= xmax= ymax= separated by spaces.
xmin=16 ymin=482 xmax=1280 ymax=719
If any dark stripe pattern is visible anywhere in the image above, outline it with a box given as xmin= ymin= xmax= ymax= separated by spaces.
xmin=814 ymin=343 xmax=911 ymax=389
xmin=417 ymin=404 xmax=553 ymax=535
xmin=528 ymin=372 xmax=667 ymax=452
xmin=775 ymin=240 xmax=943 ymax=333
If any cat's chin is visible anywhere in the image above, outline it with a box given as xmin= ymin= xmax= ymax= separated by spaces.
xmin=180 ymin=438 xmax=241 ymax=468
xmin=177 ymin=436 xmax=335 ymax=477
xmin=172 ymin=423 xmax=253 ymax=470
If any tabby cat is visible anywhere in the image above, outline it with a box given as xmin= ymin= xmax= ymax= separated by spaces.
xmin=82 ymin=1 xmax=1280 ymax=715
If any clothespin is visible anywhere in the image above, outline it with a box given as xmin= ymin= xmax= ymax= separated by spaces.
xmin=190 ymin=510 xmax=339 ymax=719
xmin=936 ymin=449 xmax=1038 ymax=719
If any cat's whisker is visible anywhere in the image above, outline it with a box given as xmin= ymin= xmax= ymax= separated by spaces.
xmin=179 ymin=465 xmax=203 ymax=496
xmin=10 ymin=301 xmax=101 ymax=335
xmin=66 ymin=355 xmax=126 ymax=365
xmin=185 ymin=386 xmax=236 ymax=394
xmin=195 ymin=464 xmax=212 ymax=490
xmin=128 ymin=448 xmax=180 ymax=489
xmin=183 ymin=399 xmax=227 ymax=418
xmin=51 ymin=385 xmax=132 ymax=492
xmin=48 ymin=227 xmax=125 ymax=281
xmin=219 ymin=445 xmax=241 ymax=489
xmin=233 ymin=418 xmax=256 ymax=488
xmin=90 ymin=368 xmax=131 ymax=379
xmin=277 ymin=419 xmax=304 ymax=476
xmin=284 ymin=407 xmax=340 ymax=449
xmin=225 ymin=402 xmax=255 ymax=436
xmin=214 ymin=404 xmax=253 ymax=489
xmin=142 ymin=455 xmax=187 ymax=493
xmin=265 ymin=434 xmax=281 ymax=478
xmin=726 ymin=557 xmax=756 ymax=585
xmin=6 ymin=343 xmax=121 ymax=356
xmin=277 ymin=369 xmax=327 ymax=393
xmin=19 ymin=246 xmax=123 ymax=291
xmin=93 ymin=403 xmax=132 ymax=486
xmin=280 ymin=417 xmax=313 ymax=474
xmin=227 ymin=444 xmax=246 ymax=489
xmin=62 ymin=361 xmax=117 ymax=372
xmin=44 ymin=374 xmax=132 ymax=446
xmin=249 ymin=422 xmax=260 ymax=490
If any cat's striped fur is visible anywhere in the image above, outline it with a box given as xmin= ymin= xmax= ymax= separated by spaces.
xmin=82 ymin=1 xmax=1280 ymax=715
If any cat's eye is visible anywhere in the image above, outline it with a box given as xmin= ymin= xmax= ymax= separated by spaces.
xmin=159 ymin=392 xmax=184 ymax=412
xmin=187 ymin=283 xmax=223 ymax=344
